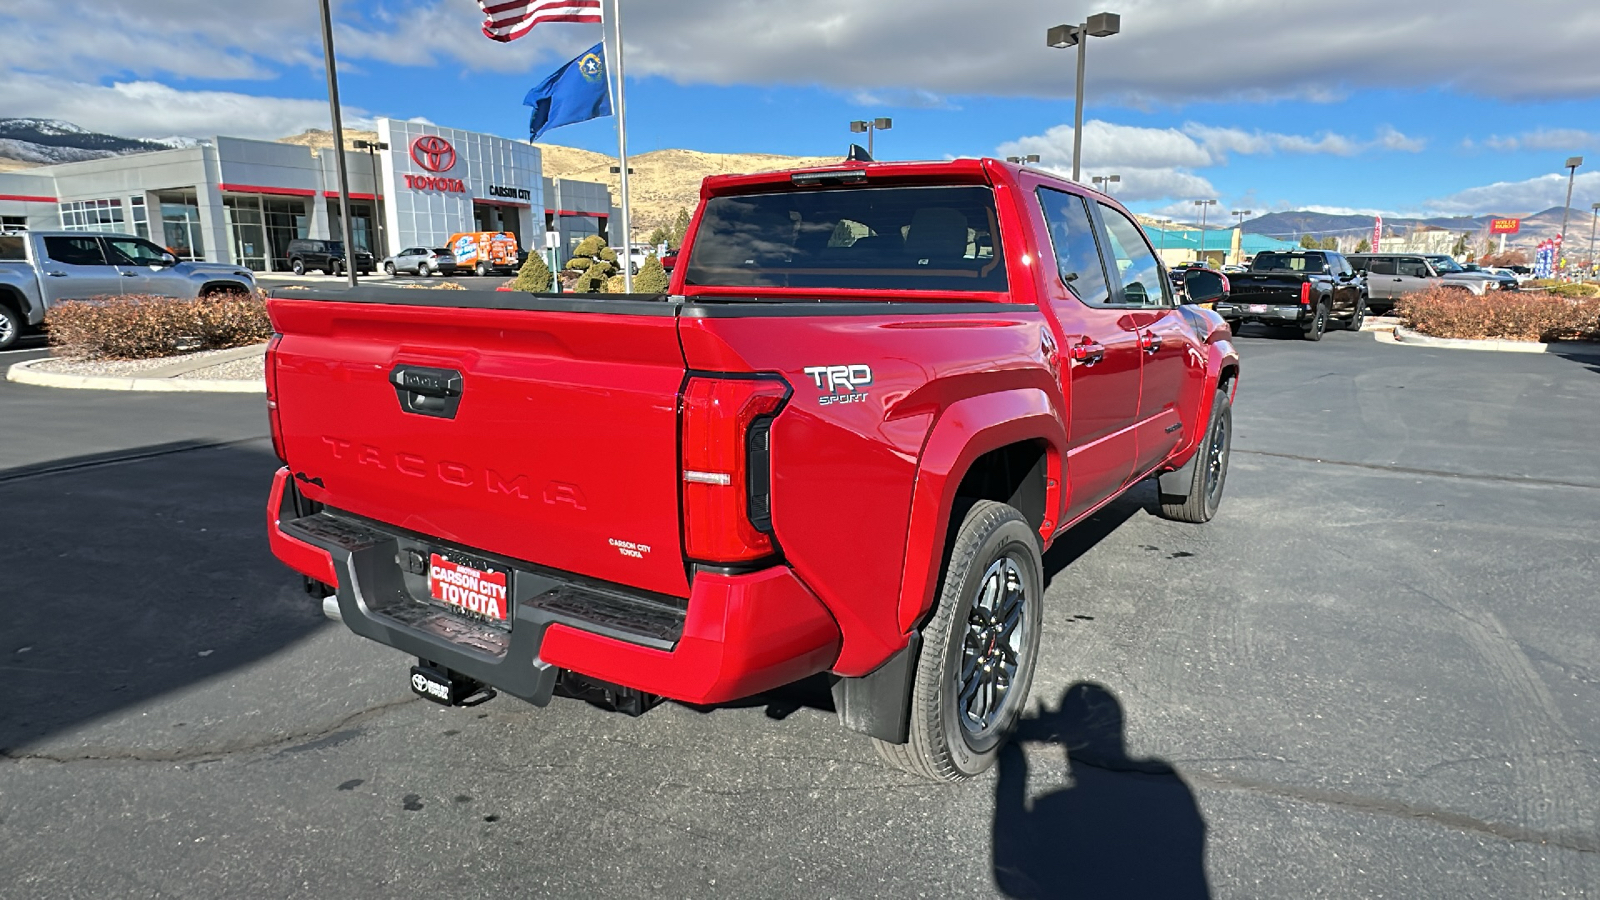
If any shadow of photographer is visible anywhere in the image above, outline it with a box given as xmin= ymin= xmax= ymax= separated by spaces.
xmin=992 ymin=682 xmax=1211 ymax=899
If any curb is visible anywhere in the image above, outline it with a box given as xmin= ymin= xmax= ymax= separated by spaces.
xmin=6 ymin=358 xmax=265 ymax=393
xmin=1389 ymin=326 xmax=1600 ymax=358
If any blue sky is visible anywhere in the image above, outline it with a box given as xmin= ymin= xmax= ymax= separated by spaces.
xmin=3 ymin=0 xmax=1599 ymax=224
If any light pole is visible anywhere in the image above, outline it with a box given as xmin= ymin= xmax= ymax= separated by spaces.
xmin=317 ymin=0 xmax=358 ymax=286
xmin=1232 ymin=209 xmax=1253 ymax=228
xmin=1194 ymin=199 xmax=1216 ymax=264
xmin=1589 ymin=202 xmax=1600 ymax=275
xmin=849 ymin=118 xmax=892 ymax=158
xmin=1559 ymin=156 xmax=1583 ymax=248
xmin=1005 ymin=154 xmax=1041 ymax=164
xmin=1047 ymin=12 xmax=1121 ymax=183
xmin=352 ymin=139 xmax=388 ymax=260
xmin=1092 ymin=174 xmax=1121 ymax=196
xmin=1156 ymin=217 xmax=1171 ymax=262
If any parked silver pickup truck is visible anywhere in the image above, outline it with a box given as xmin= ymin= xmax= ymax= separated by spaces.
xmin=0 ymin=230 xmax=256 ymax=349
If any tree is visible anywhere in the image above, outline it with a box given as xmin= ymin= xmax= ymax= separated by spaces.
xmin=1355 ymin=237 xmax=1371 ymax=254
xmin=507 ymin=248 xmax=552 ymax=293
xmin=644 ymin=225 xmax=671 ymax=249
xmin=634 ymin=252 xmax=670 ymax=294
xmin=1299 ymin=233 xmax=1319 ymax=249
xmin=668 ymin=207 xmax=693 ymax=249
xmin=1319 ymin=236 xmax=1339 ymax=251
xmin=564 ymin=235 xmax=620 ymax=292
xmin=1451 ymin=233 xmax=1469 ymax=257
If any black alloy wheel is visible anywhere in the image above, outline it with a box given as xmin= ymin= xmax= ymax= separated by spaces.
xmin=1346 ymin=297 xmax=1368 ymax=331
xmin=291 ymin=258 xmax=306 ymax=275
xmin=1302 ymin=301 xmax=1328 ymax=341
xmin=1158 ymin=386 xmax=1234 ymax=523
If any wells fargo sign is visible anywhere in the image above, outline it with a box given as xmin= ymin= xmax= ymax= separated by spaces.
xmin=1489 ymin=218 xmax=1521 ymax=235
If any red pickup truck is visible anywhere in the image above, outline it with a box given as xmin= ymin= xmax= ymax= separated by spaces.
xmin=265 ymin=158 xmax=1239 ymax=782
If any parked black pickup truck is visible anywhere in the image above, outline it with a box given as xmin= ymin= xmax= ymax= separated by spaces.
xmin=1215 ymin=250 xmax=1366 ymax=341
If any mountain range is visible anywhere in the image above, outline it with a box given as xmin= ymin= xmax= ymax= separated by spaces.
xmin=0 ymin=119 xmax=1589 ymax=247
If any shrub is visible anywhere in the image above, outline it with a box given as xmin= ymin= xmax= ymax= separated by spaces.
xmin=1396 ymin=287 xmax=1600 ymax=342
xmin=508 ymin=250 xmax=553 ymax=293
xmin=45 ymin=292 xmax=273 ymax=359
xmin=633 ymin=253 xmax=670 ymax=294
xmin=565 ymin=237 xmax=620 ymax=292
xmin=1545 ymin=282 xmax=1600 ymax=299
xmin=573 ymin=260 xmax=611 ymax=293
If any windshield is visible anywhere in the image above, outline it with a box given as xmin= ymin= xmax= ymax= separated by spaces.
xmin=1427 ymin=255 xmax=1466 ymax=273
xmin=1252 ymin=252 xmax=1326 ymax=274
xmin=682 ymin=184 xmax=1007 ymax=292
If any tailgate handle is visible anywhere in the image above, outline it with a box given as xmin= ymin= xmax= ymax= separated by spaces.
xmin=390 ymin=366 xmax=464 ymax=419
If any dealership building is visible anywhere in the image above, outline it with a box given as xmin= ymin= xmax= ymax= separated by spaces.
xmin=0 ymin=117 xmax=616 ymax=271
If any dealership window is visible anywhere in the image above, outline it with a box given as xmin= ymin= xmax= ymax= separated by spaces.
xmin=158 ymin=191 xmax=204 ymax=261
xmin=130 ymin=197 xmax=149 ymax=240
xmin=58 ymin=198 xmax=125 ymax=233
xmin=224 ymin=195 xmax=268 ymax=272
xmin=327 ymin=201 xmax=374 ymax=255
xmin=263 ymin=197 xmax=308 ymax=271
xmin=1 ymin=215 xmax=25 ymax=231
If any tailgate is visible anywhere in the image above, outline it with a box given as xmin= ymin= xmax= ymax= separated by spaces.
xmin=1229 ymin=273 xmax=1305 ymax=302
xmin=269 ymin=291 xmax=690 ymax=597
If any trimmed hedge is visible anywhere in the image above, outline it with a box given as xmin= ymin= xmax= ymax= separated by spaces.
xmin=1397 ymin=287 xmax=1600 ymax=343
xmin=45 ymin=292 xmax=272 ymax=359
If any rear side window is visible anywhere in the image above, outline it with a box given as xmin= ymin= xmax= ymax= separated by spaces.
xmin=1035 ymin=187 xmax=1109 ymax=305
xmin=1369 ymin=258 xmax=1396 ymax=276
xmin=0 ymin=235 xmax=23 ymax=260
xmin=1348 ymin=257 xmax=1371 ymax=272
xmin=682 ymin=185 xmax=1006 ymax=292
xmin=45 ymin=236 xmax=108 ymax=266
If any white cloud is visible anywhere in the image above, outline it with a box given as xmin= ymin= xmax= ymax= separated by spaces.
xmin=6 ymin=1 xmax=1600 ymax=105
xmin=1480 ymin=129 xmax=1600 ymax=153
xmin=1427 ymin=171 xmax=1600 ymax=216
xmin=1376 ymin=126 xmax=1427 ymax=153
xmin=0 ymin=74 xmax=372 ymax=141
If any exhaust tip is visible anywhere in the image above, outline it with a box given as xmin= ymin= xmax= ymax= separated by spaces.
xmin=322 ymin=595 xmax=342 ymax=622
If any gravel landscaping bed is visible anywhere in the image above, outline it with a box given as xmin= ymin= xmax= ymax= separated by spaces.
xmin=176 ymin=356 xmax=266 ymax=380
xmin=27 ymin=345 xmax=266 ymax=380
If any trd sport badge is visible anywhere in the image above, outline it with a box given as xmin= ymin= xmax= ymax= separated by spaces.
xmin=803 ymin=365 xmax=873 ymax=405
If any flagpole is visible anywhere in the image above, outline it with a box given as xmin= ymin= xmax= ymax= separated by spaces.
xmin=608 ymin=0 xmax=634 ymax=292
xmin=317 ymin=0 xmax=358 ymax=288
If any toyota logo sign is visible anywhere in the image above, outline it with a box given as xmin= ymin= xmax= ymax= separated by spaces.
xmin=410 ymin=135 xmax=456 ymax=173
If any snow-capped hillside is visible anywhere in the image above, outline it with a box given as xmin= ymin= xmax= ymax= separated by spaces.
xmin=0 ymin=118 xmax=176 ymax=168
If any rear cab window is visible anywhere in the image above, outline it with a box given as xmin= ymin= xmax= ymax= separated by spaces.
xmin=682 ymin=185 xmax=1006 ymax=292
xmin=1253 ymin=252 xmax=1327 ymax=274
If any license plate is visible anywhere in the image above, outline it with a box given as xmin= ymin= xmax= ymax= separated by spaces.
xmin=1247 ymin=304 xmax=1269 ymax=313
xmin=428 ymin=553 xmax=509 ymax=623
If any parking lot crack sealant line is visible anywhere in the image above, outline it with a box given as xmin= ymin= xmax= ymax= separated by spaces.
xmin=1235 ymin=449 xmax=1600 ymax=491
xmin=0 ymin=435 xmax=269 ymax=485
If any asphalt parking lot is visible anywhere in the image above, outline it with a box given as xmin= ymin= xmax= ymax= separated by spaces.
xmin=2 ymin=325 xmax=1597 ymax=898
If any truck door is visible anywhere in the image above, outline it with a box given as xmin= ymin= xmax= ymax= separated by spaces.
xmin=1033 ymin=186 xmax=1141 ymax=522
xmin=38 ymin=235 xmax=126 ymax=305
xmin=104 ymin=236 xmax=179 ymax=297
xmin=1095 ymin=202 xmax=1198 ymax=476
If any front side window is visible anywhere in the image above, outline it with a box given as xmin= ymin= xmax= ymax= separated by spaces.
xmin=106 ymin=237 xmax=170 ymax=266
xmin=1098 ymin=204 xmax=1169 ymax=307
xmin=1398 ymin=259 xmax=1431 ymax=278
xmin=683 ymin=185 xmax=1006 ymax=292
xmin=1035 ymin=187 xmax=1109 ymax=305
xmin=45 ymin=236 xmax=108 ymax=266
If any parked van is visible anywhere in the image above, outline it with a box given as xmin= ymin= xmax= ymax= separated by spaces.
xmin=447 ymin=232 xmax=522 ymax=276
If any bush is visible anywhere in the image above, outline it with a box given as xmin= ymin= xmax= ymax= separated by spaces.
xmin=508 ymin=251 xmax=552 ymax=293
xmin=633 ymin=253 xmax=670 ymax=294
xmin=46 ymin=293 xmax=273 ymax=359
xmin=565 ymin=237 xmax=620 ymax=292
xmin=1396 ymin=287 xmax=1600 ymax=343
xmin=1545 ymin=282 xmax=1600 ymax=299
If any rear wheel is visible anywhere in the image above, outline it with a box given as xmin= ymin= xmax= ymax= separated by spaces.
xmin=1158 ymin=387 xmax=1233 ymax=523
xmin=417 ymin=264 xmax=431 ymax=277
xmin=873 ymin=500 xmax=1043 ymax=782
xmin=1302 ymin=301 xmax=1328 ymax=341
xmin=476 ymin=262 xmax=490 ymax=277
xmin=0 ymin=304 xmax=20 ymax=351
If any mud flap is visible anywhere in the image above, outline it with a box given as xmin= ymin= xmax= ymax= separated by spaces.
xmin=830 ymin=634 xmax=921 ymax=744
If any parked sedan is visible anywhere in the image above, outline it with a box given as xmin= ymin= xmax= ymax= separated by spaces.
xmin=382 ymin=247 xmax=458 ymax=276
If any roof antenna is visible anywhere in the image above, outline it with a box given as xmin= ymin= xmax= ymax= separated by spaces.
xmin=846 ymin=143 xmax=874 ymax=163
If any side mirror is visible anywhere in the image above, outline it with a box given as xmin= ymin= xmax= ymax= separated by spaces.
xmin=1182 ymin=268 xmax=1227 ymax=304
xmin=160 ymin=252 xmax=179 ymax=266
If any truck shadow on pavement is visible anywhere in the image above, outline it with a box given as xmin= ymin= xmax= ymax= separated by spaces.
xmin=992 ymin=682 xmax=1211 ymax=899
xmin=0 ymin=440 xmax=325 ymax=754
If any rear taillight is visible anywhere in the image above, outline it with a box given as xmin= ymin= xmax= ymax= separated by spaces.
xmin=1300 ymin=282 xmax=1313 ymax=306
xmin=265 ymin=333 xmax=286 ymax=463
xmin=680 ymin=375 xmax=789 ymax=563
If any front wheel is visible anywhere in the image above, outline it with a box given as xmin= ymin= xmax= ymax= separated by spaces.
xmin=1158 ymin=387 xmax=1233 ymax=523
xmin=383 ymin=262 xmax=396 ymax=275
xmin=873 ymin=500 xmax=1043 ymax=782
xmin=0 ymin=304 xmax=21 ymax=351
xmin=1345 ymin=297 xmax=1368 ymax=331
xmin=475 ymin=262 xmax=490 ymax=277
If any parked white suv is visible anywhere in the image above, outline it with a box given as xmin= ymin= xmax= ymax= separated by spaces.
xmin=0 ymin=231 xmax=256 ymax=350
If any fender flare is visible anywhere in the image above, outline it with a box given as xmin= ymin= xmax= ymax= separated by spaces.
xmin=894 ymin=387 xmax=1066 ymax=637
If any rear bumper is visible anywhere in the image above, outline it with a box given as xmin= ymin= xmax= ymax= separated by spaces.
xmin=266 ymin=468 xmax=841 ymax=706
xmin=1215 ymin=301 xmax=1309 ymax=324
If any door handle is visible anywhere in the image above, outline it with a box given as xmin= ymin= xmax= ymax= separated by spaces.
xmin=121 ymin=272 xmax=139 ymax=277
xmin=1070 ymin=339 xmax=1105 ymax=366
xmin=1139 ymin=331 xmax=1163 ymax=354
xmin=46 ymin=271 xmax=68 ymax=277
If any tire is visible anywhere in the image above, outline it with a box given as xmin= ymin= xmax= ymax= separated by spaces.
xmin=1301 ymin=300 xmax=1328 ymax=341
xmin=476 ymin=262 xmax=490 ymax=277
xmin=383 ymin=262 xmax=396 ymax=275
xmin=290 ymin=259 xmax=306 ymax=276
xmin=873 ymin=500 xmax=1044 ymax=782
xmin=417 ymin=264 xmax=430 ymax=277
xmin=1344 ymin=297 xmax=1368 ymax=331
xmin=1158 ymin=388 xmax=1233 ymax=524
xmin=0 ymin=304 xmax=20 ymax=351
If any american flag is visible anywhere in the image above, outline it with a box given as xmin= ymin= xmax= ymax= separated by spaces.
xmin=478 ymin=0 xmax=602 ymax=43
